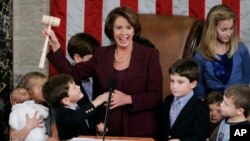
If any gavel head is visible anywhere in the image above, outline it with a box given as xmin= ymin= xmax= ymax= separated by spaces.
xmin=42 ymin=15 xmax=60 ymax=26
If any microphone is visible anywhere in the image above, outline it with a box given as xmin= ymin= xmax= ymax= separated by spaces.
xmin=102 ymin=79 xmax=116 ymax=141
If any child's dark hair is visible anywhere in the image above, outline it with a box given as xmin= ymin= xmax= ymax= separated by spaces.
xmin=67 ymin=33 xmax=100 ymax=59
xmin=169 ymin=59 xmax=200 ymax=82
xmin=205 ymin=91 xmax=223 ymax=105
xmin=224 ymin=84 xmax=250 ymax=117
xmin=42 ymin=74 xmax=74 ymax=108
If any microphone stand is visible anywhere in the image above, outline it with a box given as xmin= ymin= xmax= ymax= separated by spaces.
xmin=102 ymin=85 xmax=113 ymax=141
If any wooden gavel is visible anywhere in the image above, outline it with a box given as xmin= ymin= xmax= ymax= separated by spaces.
xmin=39 ymin=15 xmax=61 ymax=68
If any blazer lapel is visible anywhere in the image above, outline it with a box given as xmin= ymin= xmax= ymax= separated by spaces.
xmin=165 ymin=96 xmax=174 ymax=131
xmin=122 ymin=43 xmax=144 ymax=90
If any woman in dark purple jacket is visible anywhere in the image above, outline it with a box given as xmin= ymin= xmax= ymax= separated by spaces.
xmin=43 ymin=6 xmax=163 ymax=139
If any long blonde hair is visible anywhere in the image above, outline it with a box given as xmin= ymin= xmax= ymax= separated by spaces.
xmin=197 ymin=5 xmax=239 ymax=60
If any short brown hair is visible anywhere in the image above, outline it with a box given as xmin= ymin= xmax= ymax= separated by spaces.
xmin=104 ymin=6 xmax=141 ymax=42
xmin=224 ymin=84 xmax=250 ymax=117
xmin=169 ymin=59 xmax=200 ymax=83
xmin=205 ymin=91 xmax=223 ymax=105
xmin=67 ymin=33 xmax=99 ymax=59
xmin=42 ymin=74 xmax=73 ymax=108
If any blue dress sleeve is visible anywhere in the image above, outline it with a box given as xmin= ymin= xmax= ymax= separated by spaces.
xmin=193 ymin=53 xmax=206 ymax=99
xmin=239 ymin=43 xmax=250 ymax=84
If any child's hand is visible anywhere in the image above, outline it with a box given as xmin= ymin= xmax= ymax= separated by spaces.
xmin=42 ymin=28 xmax=60 ymax=52
xmin=92 ymin=92 xmax=108 ymax=107
xmin=96 ymin=122 xmax=108 ymax=135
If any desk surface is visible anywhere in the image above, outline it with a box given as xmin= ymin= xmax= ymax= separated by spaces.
xmin=77 ymin=136 xmax=155 ymax=141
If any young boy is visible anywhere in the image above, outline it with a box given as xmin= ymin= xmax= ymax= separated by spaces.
xmin=205 ymin=91 xmax=224 ymax=140
xmin=67 ymin=32 xmax=100 ymax=102
xmin=67 ymin=33 xmax=101 ymax=135
xmin=9 ymin=87 xmax=49 ymax=141
xmin=163 ymin=59 xmax=210 ymax=141
xmin=215 ymin=84 xmax=250 ymax=141
xmin=42 ymin=74 xmax=108 ymax=140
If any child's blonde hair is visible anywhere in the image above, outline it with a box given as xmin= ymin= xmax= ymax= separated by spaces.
xmin=17 ymin=72 xmax=47 ymax=100
xmin=18 ymin=72 xmax=46 ymax=90
xmin=196 ymin=5 xmax=239 ymax=61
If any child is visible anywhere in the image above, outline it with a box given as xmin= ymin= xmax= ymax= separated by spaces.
xmin=42 ymin=74 xmax=108 ymax=140
xmin=204 ymin=91 xmax=224 ymax=140
xmin=215 ymin=84 xmax=250 ymax=141
xmin=67 ymin=33 xmax=101 ymax=135
xmin=67 ymin=32 xmax=100 ymax=102
xmin=163 ymin=59 xmax=210 ymax=141
xmin=9 ymin=88 xmax=49 ymax=141
xmin=194 ymin=5 xmax=250 ymax=99
xmin=9 ymin=72 xmax=59 ymax=141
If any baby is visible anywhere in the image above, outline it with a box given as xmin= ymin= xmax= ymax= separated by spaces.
xmin=9 ymin=88 xmax=49 ymax=141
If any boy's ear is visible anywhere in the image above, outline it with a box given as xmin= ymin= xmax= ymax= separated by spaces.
xmin=61 ymin=97 xmax=71 ymax=106
xmin=73 ymin=54 xmax=81 ymax=63
xmin=236 ymin=107 xmax=245 ymax=116
xmin=190 ymin=80 xmax=197 ymax=89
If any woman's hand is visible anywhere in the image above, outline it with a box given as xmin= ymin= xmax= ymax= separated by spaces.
xmin=42 ymin=28 xmax=60 ymax=52
xmin=110 ymin=90 xmax=132 ymax=109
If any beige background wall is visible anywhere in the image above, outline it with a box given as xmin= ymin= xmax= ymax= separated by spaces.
xmin=13 ymin=0 xmax=49 ymax=86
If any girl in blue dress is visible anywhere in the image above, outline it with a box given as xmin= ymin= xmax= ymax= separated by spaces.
xmin=194 ymin=5 xmax=250 ymax=99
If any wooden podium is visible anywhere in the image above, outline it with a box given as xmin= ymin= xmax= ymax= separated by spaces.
xmin=76 ymin=135 xmax=155 ymax=141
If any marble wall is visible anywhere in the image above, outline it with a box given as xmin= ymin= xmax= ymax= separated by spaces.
xmin=0 ymin=0 xmax=13 ymax=108
xmin=0 ymin=0 xmax=13 ymax=138
xmin=0 ymin=0 xmax=49 ymax=138
xmin=13 ymin=0 xmax=50 ymax=86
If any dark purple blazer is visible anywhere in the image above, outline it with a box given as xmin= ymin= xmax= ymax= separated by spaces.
xmin=48 ymin=42 xmax=163 ymax=137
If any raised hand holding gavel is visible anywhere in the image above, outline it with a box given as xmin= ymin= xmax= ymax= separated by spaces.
xmin=39 ymin=15 xmax=60 ymax=68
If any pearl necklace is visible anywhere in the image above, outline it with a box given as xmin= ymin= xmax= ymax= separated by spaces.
xmin=114 ymin=51 xmax=132 ymax=63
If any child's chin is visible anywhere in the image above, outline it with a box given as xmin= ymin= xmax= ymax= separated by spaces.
xmin=210 ymin=120 xmax=219 ymax=124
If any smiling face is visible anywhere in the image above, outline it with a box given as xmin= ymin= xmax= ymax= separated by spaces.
xmin=216 ymin=18 xmax=234 ymax=44
xmin=170 ymin=73 xmax=197 ymax=97
xmin=113 ymin=16 xmax=135 ymax=49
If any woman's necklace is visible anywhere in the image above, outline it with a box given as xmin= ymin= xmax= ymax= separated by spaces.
xmin=114 ymin=50 xmax=132 ymax=63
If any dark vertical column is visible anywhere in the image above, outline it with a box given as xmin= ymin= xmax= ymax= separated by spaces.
xmin=0 ymin=0 xmax=13 ymax=140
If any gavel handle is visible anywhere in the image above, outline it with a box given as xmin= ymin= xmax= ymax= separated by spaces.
xmin=39 ymin=25 xmax=51 ymax=68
